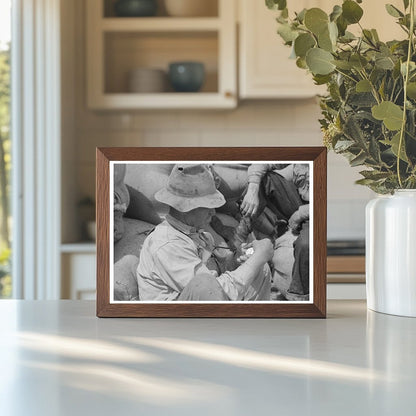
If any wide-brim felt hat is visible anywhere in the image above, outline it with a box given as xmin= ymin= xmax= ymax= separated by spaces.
xmin=155 ymin=164 xmax=226 ymax=212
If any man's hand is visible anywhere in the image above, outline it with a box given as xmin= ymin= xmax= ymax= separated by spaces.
xmin=288 ymin=204 xmax=309 ymax=231
xmin=252 ymin=239 xmax=274 ymax=263
xmin=288 ymin=210 xmax=302 ymax=231
xmin=241 ymin=183 xmax=260 ymax=217
xmin=236 ymin=239 xmax=273 ymax=264
xmin=236 ymin=242 xmax=254 ymax=264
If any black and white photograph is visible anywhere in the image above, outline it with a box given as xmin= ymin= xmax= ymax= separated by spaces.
xmin=110 ymin=161 xmax=313 ymax=303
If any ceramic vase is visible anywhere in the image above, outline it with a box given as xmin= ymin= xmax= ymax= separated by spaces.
xmin=366 ymin=190 xmax=416 ymax=317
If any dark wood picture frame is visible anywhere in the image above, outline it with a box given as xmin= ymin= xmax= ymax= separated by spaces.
xmin=96 ymin=147 xmax=327 ymax=318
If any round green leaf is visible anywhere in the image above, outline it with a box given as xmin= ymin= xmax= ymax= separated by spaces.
xmin=333 ymin=60 xmax=352 ymax=70
xmin=350 ymin=54 xmax=368 ymax=70
xmin=313 ymin=74 xmax=332 ymax=85
xmin=277 ymin=23 xmax=298 ymax=43
xmin=296 ymin=57 xmax=307 ymax=69
xmin=342 ymin=0 xmax=363 ymax=24
xmin=371 ymin=101 xmax=404 ymax=131
xmin=330 ymin=5 xmax=342 ymax=22
xmin=389 ymin=132 xmax=408 ymax=162
xmin=385 ymin=4 xmax=403 ymax=18
xmin=296 ymin=8 xmax=307 ymax=23
xmin=401 ymin=61 xmax=416 ymax=76
xmin=306 ymin=48 xmax=335 ymax=75
xmin=266 ymin=0 xmax=287 ymax=11
xmin=294 ymin=33 xmax=316 ymax=58
xmin=371 ymin=29 xmax=380 ymax=42
xmin=336 ymin=15 xmax=348 ymax=36
xmin=356 ymin=80 xmax=372 ymax=92
xmin=304 ymin=8 xmax=328 ymax=35
xmin=375 ymin=56 xmax=395 ymax=70
xmin=328 ymin=21 xmax=338 ymax=43
xmin=407 ymin=82 xmax=416 ymax=99
xmin=318 ymin=22 xmax=338 ymax=52
xmin=318 ymin=27 xmax=333 ymax=52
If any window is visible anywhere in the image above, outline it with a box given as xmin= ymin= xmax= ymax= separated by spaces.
xmin=0 ymin=0 xmax=11 ymax=298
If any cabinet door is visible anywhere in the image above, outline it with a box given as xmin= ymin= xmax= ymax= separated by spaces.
xmin=239 ymin=0 xmax=404 ymax=99
xmin=62 ymin=253 xmax=96 ymax=300
xmin=239 ymin=0 xmax=326 ymax=99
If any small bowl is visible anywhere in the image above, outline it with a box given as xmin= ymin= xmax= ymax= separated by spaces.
xmin=114 ymin=0 xmax=158 ymax=17
xmin=128 ymin=68 xmax=167 ymax=93
xmin=168 ymin=62 xmax=205 ymax=92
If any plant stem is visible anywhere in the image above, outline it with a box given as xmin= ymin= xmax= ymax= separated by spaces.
xmin=334 ymin=68 xmax=358 ymax=84
xmin=397 ymin=0 xmax=415 ymax=188
xmin=358 ymin=69 xmax=381 ymax=104
xmin=390 ymin=79 xmax=398 ymax=101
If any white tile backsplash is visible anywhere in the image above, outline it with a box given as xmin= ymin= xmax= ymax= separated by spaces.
xmin=142 ymin=130 xmax=200 ymax=146
xmin=73 ymin=99 xmax=370 ymax=240
xmin=76 ymin=164 xmax=96 ymax=199
xmin=178 ymin=111 xmax=227 ymax=130
xmin=199 ymin=129 xmax=257 ymax=146
xmin=133 ymin=111 xmax=180 ymax=130
xmin=328 ymin=199 xmax=369 ymax=240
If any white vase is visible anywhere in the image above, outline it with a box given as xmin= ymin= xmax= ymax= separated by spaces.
xmin=366 ymin=190 xmax=416 ymax=317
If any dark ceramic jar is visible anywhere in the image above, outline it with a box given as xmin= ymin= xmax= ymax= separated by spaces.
xmin=114 ymin=0 xmax=157 ymax=17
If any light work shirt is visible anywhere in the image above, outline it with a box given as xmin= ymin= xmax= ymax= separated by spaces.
xmin=248 ymin=163 xmax=310 ymax=202
xmin=136 ymin=215 xmax=253 ymax=301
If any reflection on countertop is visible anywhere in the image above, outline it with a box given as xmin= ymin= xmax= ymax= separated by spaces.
xmin=0 ymin=300 xmax=416 ymax=415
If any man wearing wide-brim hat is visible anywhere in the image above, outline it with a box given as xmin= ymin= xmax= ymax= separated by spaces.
xmin=136 ymin=164 xmax=273 ymax=301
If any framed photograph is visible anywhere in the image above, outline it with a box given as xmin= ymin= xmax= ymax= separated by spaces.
xmin=96 ymin=147 xmax=327 ymax=318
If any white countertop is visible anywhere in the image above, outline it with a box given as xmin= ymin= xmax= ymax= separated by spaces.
xmin=0 ymin=300 xmax=415 ymax=415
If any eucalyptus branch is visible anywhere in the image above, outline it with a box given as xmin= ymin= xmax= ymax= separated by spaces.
xmin=334 ymin=68 xmax=358 ymax=84
xmin=337 ymin=45 xmax=350 ymax=53
xmin=393 ymin=85 xmax=404 ymax=103
xmin=267 ymin=0 xmax=416 ymax=193
xmin=354 ymin=37 xmax=363 ymax=54
xmin=358 ymin=69 xmax=381 ymax=104
xmin=390 ymin=79 xmax=398 ymax=101
xmin=397 ymin=0 xmax=415 ymax=188
xmin=359 ymin=22 xmax=378 ymax=49
xmin=398 ymin=24 xmax=410 ymax=35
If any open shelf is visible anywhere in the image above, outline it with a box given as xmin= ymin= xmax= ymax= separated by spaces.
xmin=87 ymin=0 xmax=236 ymax=109
xmin=103 ymin=0 xmax=219 ymax=18
xmin=90 ymin=92 xmax=234 ymax=109
xmin=104 ymin=31 xmax=218 ymax=94
xmin=101 ymin=17 xmax=221 ymax=31
xmin=61 ymin=243 xmax=96 ymax=254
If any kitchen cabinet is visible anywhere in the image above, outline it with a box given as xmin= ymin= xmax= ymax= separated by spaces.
xmin=238 ymin=0 xmax=404 ymax=99
xmin=61 ymin=245 xmax=96 ymax=300
xmin=86 ymin=0 xmax=237 ymax=109
xmin=327 ymin=255 xmax=365 ymax=298
xmin=238 ymin=0 xmax=325 ymax=99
